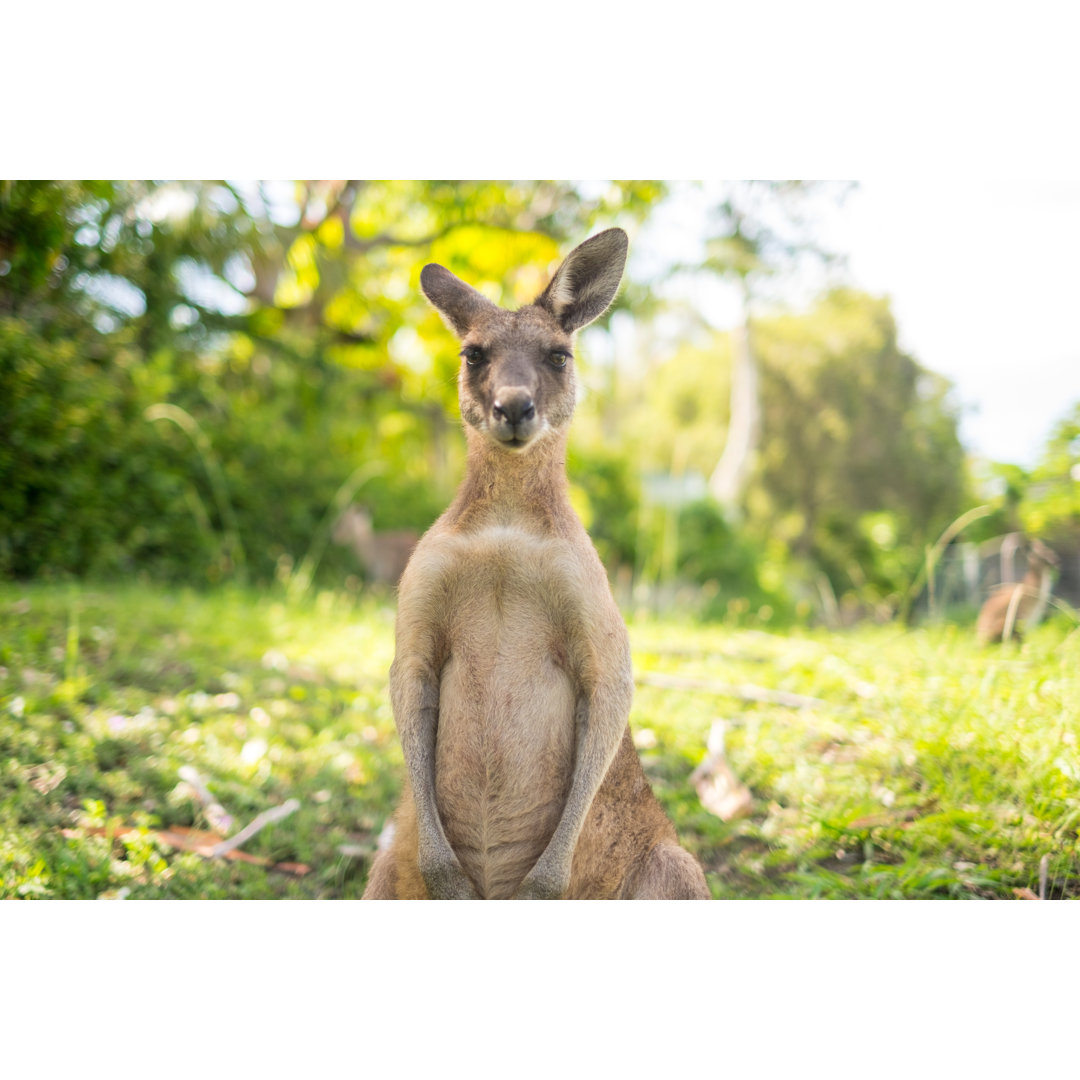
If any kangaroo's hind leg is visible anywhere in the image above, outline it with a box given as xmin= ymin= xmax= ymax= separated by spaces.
xmin=361 ymin=801 xmax=432 ymax=899
xmin=622 ymin=842 xmax=711 ymax=899
xmin=361 ymin=844 xmax=398 ymax=899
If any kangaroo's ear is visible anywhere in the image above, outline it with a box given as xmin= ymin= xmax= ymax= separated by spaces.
xmin=536 ymin=228 xmax=628 ymax=333
xmin=420 ymin=264 xmax=499 ymax=337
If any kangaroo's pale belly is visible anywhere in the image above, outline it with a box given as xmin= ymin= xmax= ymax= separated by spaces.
xmin=432 ymin=526 xmax=581 ymax=899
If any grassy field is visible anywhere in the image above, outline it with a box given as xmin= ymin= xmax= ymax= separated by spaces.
xmin=2 ymin=582 xmax=1078 ymax=900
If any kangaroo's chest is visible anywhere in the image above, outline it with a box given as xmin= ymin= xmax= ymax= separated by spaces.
xmin=429 ymin=525 xmax=584 ymax=896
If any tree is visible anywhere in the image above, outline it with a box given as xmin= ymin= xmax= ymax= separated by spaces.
xmin=695 ymin=181 xmax=851 ymax=506
xmin=603 ymin=288 xmax=970 ymax=612
xmin=0 ymin=180 xmax=668 ymax=583
xmin=749 ymin=289 xmax=969 ymax=604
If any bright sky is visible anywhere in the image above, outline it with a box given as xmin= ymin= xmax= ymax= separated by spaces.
xmin=827 ymin=180 xmax=1080 ymax=468
xmin=633 ymin=180 xmax=1080 ymax=470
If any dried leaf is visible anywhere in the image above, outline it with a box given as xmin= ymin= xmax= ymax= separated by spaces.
xmin=159 ymin=825 xmax=261 ymax=861
xmin=272 ymin=862 xmax=311 ymax=877
xmin=61 ymin=824 xmax=309 ymax=876
xmin=696 ymin=770 xmax=754 ymax=821
xmin=691 ymin=722 xmax=753 ymax=822
xmin=633 ymin=727 xmax=658 ymax=749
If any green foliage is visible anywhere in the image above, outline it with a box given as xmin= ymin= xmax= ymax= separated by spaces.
xmin=701 ymin=180 xmax=851 ymax=285
xmin=950 ymin=404 xmax=1080 ymax=592
xmin=586 ymin=288 xmax=970 ymax=618
xmin=748 ymin=289 xmax=970 ymax=607
xmin=0 ymin=180 xmax=981 ymax=618
xmin=1020 ymin=402 xmax=1080 ymax=547
xmin=567 ymin=442 xmax=641 ymax=570
xmin=674 ymin=499 xmax=793 ymax=621
xmin=630 ymin=613 xmax=1080 ymax=898
xmin=0 ymin=317 xmax=215 ymax=579
xmin=0 ymin=584 xmax=401 ymax=898
xmin=617 ymin=336 xmax=735 ymax=480
xmin=1 ymin=180 xmax=666 ymax=586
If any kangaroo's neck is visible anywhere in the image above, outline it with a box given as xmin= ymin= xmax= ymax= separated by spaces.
xmin=448 ymin=427 xmax=574 ymax=533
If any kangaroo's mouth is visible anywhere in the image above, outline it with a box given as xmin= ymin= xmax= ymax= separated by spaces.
xmin=489 ymin=414 xmax=543 ymax=449
xmin=494 ymin=431 xmax=532 ymax=451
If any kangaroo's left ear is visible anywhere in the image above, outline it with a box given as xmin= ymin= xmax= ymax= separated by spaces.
xmin=535 ymin=228 xmax=628 ymax=333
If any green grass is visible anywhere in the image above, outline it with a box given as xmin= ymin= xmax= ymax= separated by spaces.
xmin=2 ymin=583 xmax=1078 ymax=899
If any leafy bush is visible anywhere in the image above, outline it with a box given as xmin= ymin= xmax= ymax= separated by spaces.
xmin=1020 ymin=403 xmax=1080 ymax=547
xmin=675 ymin=499 xmax=794 ymax=621
xmin=0 ymin=318 xmax=214 ymax=579
xmin=1 ymin=180 xmax=664 ymax=589
xmin=567 ymin=443 xmax=640 ymax=571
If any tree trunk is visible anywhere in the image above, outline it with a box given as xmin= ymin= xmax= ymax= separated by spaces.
xmin=708 ymin=282 xmax=759 ymax=507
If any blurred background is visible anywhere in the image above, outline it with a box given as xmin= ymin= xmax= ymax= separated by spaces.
xmin=2 ymin=179 xmax=1078 ymax=627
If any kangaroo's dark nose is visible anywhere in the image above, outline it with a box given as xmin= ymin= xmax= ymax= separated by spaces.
xmin=493 ymin=390 xmax=535 ymax=425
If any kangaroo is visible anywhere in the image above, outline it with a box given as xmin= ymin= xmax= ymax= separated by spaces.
xmin=976 ymin=538 xmax=1059 ymax=644
xmin=362 ymin=229 xmax=709 ymax=899
xmin=332 ymin=505 xmax=418 ymax=586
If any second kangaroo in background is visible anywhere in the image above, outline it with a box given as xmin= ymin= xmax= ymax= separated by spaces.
xmin=363 ymin=229 xmax=710 ymax=899
xmin=332 ymin=506 xmax=418 ymax=586
xmin=976 ymin=537 xmax=1059 ymax=644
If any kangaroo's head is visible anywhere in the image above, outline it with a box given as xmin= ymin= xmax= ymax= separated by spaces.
xmin=1028 ymin=538 xmax=1060 ymax=571
xmin=420 ymin=228 xmax=628 ymax=452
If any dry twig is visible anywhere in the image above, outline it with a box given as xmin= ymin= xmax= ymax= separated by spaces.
xmin=689 ymin=720 xmax=753 ymax=822
xmin=177 ymin=765 xmax=234 ymax=833
xmin=210 ymin=799 xmax=301 ymax=858
xmin=636 ymin=672 xmax=826 ymax=709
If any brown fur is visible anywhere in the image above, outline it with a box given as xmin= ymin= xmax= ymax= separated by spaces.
xmin=363 ymin=230 xmax=709 ymax=900
xmin=332 ymin=506 xmax=418 ymax=585
xmin=976 ymin=539 xmax=1059 ymax=644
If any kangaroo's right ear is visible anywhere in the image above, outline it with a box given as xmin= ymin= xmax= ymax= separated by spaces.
xmin=420 ymin=264 xmax=500 ymax=338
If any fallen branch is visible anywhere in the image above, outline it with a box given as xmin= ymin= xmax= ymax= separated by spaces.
xmin=177 ymin=765 xmax=234 ymax=833
xmin=174 ymin=767 xmax=303 ymax=867
xmin=847 ymin=801 xmax=937 ymax=830
xmin=631 ymin=643 xmax=771 ymax=664
xmin=689 ymin=720 xmax=753 ymax=822
xmin=636 ymin=672 xmax=826 ymax=710
xmin=210 ymin=799 xmax=301 ymax=858
xmin=62 ymin=824 xmax=310 ymax=876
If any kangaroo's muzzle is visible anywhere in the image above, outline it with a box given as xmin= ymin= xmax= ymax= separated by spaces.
xmin=491 ymin=387 xmax=539 ymax=447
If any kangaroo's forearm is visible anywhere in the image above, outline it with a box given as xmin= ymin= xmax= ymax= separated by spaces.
xmin=517 ymin=674 xmax=632 ymax=898
xmin=390 ymin=662 xmax=448 ymax=848
xmin=391 ymin=655 xmax=478 ymax=898
xmin=557 ymin=677 xmax=633 ymax=845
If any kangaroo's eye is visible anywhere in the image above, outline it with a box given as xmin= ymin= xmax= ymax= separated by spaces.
xmin=462 ymin=346 xmax=486 ymax=367
xmin=549 ymin=350 xmax=571 ymax=368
